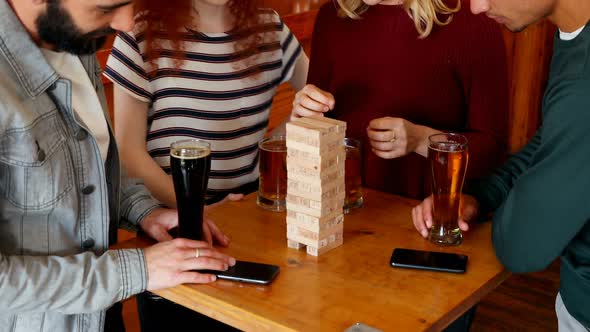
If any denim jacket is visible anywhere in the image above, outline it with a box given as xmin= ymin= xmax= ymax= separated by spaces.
xmin=0 ymin=1 xmax=162 ymax=331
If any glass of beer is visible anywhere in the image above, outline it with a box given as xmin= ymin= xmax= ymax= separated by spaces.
xmin=428 ymin=133 xmax=469 ymax=246
xmin=257 ymin=136 xmax=287 ymax=212
xmin=344 ymin=138 xmax=363 ymax=214
xmin=170 ymin=139 xmax=212 ymax=241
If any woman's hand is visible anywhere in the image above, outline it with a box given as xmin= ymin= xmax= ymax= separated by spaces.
xmin=367 ymin=117 xmax=440 ymax=158
xmin=291 ymin=84 xmax=335 ymax=120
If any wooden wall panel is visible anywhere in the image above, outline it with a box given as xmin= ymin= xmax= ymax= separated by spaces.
xmin=504 ymin=21 xmax=555 ymax=152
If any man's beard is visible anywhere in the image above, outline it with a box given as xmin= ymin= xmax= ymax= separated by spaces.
xmin=35 ymin=0 xmax=115 ymax=55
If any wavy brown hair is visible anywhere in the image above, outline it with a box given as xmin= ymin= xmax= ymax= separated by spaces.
xmin=136 ymin=0 xmax=264 ymax=68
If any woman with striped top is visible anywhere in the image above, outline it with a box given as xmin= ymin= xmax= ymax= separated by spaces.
xmin=105 ymin=0 xmax=307 ymax=209
xmin=105 ymin=1 xmax=307 ymax=330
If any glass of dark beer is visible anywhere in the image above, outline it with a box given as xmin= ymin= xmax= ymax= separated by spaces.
xmin=170 ymin=139 xmax=212 ymax=241
xmin=257 ymin=136 xmax=287 ymax=212
xmin=344 ymin=138 xmax=363 ymax=214
xmin=428 ymin=133 xmax=469 ymax=246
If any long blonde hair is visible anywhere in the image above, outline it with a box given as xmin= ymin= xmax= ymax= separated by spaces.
xmin=336 ymin=0 xmax=461 ymax=38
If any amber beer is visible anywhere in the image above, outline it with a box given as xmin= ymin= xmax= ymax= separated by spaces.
xmin=428 ymin=133 xmax=468 ymax=246
xmin=344 ymin=138 xmax=363 ymax=213
xmin=257 ymin=136 xmax=287 ymax=211
xmin=170 ymin=139 xmax=211 ymax=241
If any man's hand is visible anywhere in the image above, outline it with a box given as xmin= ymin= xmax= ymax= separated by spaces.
xmin=140 ymin=208 xmax=178 ymax=242
xmin=203 ymin=193 xmax=244 ymax=246
xmin=144 ymin=238 xmax=236 ymax=290
xmin=412 ymin=194 xmax=480 ymax=238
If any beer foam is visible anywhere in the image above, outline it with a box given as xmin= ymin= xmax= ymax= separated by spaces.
xmin=170 ymin=146 xmax=211 ymax=159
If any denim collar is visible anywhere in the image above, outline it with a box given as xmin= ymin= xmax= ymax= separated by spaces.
xmin=0 ymin=0 xmax=58 ymax=98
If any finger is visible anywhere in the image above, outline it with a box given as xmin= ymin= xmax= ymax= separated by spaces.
xmin=299 ymin=95 xmax=331 ymax=113
xmin=180 ymin=257 xmax=229 ymax=272
xmin=207 ymin=219 xmax=230 ymax=247
xmin=148 ymin=226 xmax=174 ymax=242
xmin=423 ymin=197 xmax=434 ymax=229
xmin=458 ymin=220 xmax=470 ymax=232
xmin=186 ymin=248 xmax=236 ymax=266
xmin=172 ymin=237 xmax=211 ymax=249
xmin=372 ymin=149 xmax=405 ymax=160
xmin=225 ymin=193 xmax=244 ymax=202
xmin=367 ymin=128 xmax=396 ymax=142
xmin=203 ymin=221 xmax=213 ymax=247
xmin=304 ymin=85 xmax=335 ymax=109
xmin=176 ymin=271 xmax=217 ymax=284
xmin=292 ymin=104 xmax=326 ymax=118
xmin=368 ymin=140 xmax=395 ymax=152
xmin=412 ymin=205 xmax=429 ymax=238
xmin=368 ymin=117 xmax=397 ymax=131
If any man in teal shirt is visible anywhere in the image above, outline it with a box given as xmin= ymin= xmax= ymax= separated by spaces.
xmin=412 ymin=0 xmax=590 ymax=330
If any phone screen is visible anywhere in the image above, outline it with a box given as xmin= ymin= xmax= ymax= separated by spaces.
xmin=390 ymin=248 xmax=468 ymax=273
xmin=198 ymin=261 xmax=280 ymax=285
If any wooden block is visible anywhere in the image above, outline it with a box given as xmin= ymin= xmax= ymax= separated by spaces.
xmin=286 ymin=136 xmax=344 ymax=155
xmin=286 ymin=194 xmax=344 ymax=217
xmin=287 ymin=165 xmax=345 ymax=185
xmin=287 ymin=148 xmax=345 ymax=170
xmin=295 ymin=116 xmax=347 ymax=135
xmin=287 ymin=212 xmax=344 ymax=233
xmin=287 ymin=210 xmax=344 ymax=225
xmin=287 ymin=239 xmax=305 ymax=249
xmin=287 ymin=159 xmax=345 ymax=178
xmin=305 ymin=230 xmax=344 ymax=256
xmin=287 ymin=223 xmax=343 ymax=247
xmin=287 ymin=179 xmax=345 ymax=201
xmin=286 ymin=121 xmax=344 ymax=147
xmin=306 ymin=116 xmax=347 ymax=133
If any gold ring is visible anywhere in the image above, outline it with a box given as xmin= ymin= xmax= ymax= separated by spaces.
xmin=195 ymin=248 xmax=200 ymax=258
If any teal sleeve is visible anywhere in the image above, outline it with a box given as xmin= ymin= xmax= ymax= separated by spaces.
xmin=467 ymin=131 xmax=541 ymax=214
xmin=489 ymin=84 xmax=590 ymax=272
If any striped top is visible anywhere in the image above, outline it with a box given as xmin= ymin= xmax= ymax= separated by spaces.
xmin=105 ymin=9 xmax=302 ymax=194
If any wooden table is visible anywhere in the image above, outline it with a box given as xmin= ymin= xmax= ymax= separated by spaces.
xmin=117 ymin=188 xmax=509 ymax=332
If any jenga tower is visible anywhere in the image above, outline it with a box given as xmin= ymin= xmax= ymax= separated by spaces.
xmin=285 ymin=116 xmax=346 ymax=256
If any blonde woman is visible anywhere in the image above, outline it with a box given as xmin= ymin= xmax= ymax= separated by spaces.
xmin=293 ymin=0 xmax=508 ymax=200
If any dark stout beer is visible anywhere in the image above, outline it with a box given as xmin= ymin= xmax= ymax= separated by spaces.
xmin=170 ymin=140 xmax=211 ymax=241
xmin=428 ymin=134 xmax=468 ymax=246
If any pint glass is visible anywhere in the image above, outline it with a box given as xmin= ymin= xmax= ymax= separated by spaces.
xmin=344 ymin=138 xmax=363 ymax=213
xmin=257 ymin=136 xmax=287 ymax=211
xmin=170 ymin=139 xmax=211 ymax=241
xmin=428 ymin=133 xmax=468 ymax=246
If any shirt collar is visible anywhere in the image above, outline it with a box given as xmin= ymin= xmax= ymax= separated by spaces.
xmin=0 ymin=0 xmax=58 ymax=98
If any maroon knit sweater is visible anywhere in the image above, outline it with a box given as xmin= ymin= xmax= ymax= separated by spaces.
xmin=307 ymin=1 xmax=509 ymax=200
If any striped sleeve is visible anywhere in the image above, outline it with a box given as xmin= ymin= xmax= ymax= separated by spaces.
xmin=277 ymin=14 xmax=303 ymax=84
xmin=104 ymin=31 xmax=152 ymax=102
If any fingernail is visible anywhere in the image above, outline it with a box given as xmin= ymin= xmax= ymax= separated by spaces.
xmin=224 ymin=264 xmax=229 ymax=270
xmin=422 ymin=230 xmax=428 ymax=238
xmin=324 ymin=107 xmax=329 ymax=112
xmin=229 ymin=257 xmax=236 ymax=266
xmin=211 ymin=275 xmax=217 ymax=282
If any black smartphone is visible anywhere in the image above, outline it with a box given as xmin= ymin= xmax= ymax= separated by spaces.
xmin=198 ymin=260 xmax=280 ymax=285
xmin=390 ymin=248 xmax=468 ymax=273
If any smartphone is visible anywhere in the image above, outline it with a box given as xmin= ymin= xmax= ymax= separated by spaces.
xmin=198 ymin=260 xmax=280 ymax=285
xmin=390 ymin=248 xmax=468 ymax=273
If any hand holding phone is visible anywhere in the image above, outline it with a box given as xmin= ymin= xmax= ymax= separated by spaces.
xmin=390 ymin=248 xmax=468 ymax=273
xmin=198 ymin=260 xmax=280 ymax=285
